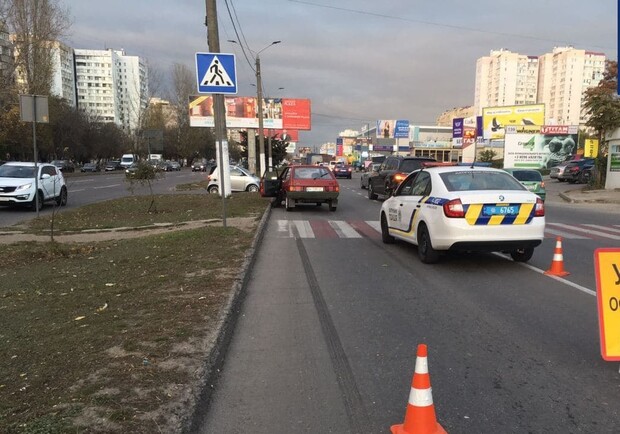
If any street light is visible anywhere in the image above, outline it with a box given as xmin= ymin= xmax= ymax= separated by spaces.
xmin=229 ymin=40 xmax=281 ymax=175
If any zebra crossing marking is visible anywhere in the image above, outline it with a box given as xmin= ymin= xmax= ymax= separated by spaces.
xmin=275 ymin=219 xmax=619 ymax=241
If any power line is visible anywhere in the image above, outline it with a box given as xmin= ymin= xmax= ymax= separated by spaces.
xmin=223 ymin=0 xmax=255 ymax=72
xmin=288 ymin=0 xmax=614 ymax=51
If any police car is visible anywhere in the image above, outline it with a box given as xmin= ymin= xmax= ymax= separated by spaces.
xmin=380 ymin=164 xmax=545 ymax=264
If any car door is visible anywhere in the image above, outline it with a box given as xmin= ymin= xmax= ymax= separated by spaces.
xmin=391 ymin=172 xmax=430 ymax=236
xmin=40 ymin=165 xmax=57 ymax=199
xmin=229 ymin=167 xmax=245 ymax=191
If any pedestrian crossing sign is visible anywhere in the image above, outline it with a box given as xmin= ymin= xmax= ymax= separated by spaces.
xmin=195 ymin=52 xmax=237 ymax=94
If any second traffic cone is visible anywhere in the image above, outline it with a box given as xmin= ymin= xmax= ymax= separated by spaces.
xmin=391 ymin=344 xmax=447 ymax=434
xmin=544 ymin=236 xmax=570 ymax=277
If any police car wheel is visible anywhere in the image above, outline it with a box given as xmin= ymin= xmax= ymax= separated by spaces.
xmin=417 ymin=225 xmax=439 ymax=264
xmin=510 ymin=247 xmax=534 ymax=262
xmin=381 ymin=214 xmax=395 ymax=244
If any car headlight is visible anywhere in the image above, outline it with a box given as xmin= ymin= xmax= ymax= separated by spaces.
xmin=16 ymin=183 xmax=32 ymax=192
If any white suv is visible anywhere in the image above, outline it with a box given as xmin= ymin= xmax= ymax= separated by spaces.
xmin=0 ymin=162 xmax=68 ymax=210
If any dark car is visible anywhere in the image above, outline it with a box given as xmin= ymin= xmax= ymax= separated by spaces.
xmin=368 ymin=155 xmax=436 ymax=199
xmin=105 ymin=160 xmax=122 ymax=171
xmin=51 ymin=160 xmax=75 ymax=173
xmin=333 ymin=164 xmax=352 ymax=179
xmin=81 ymin=162 xmax=100 ymax=172
xmin=192 ymin=161 xmax=208 ymax=172
xmin=558 ymin=158 xmax=595 ymax=183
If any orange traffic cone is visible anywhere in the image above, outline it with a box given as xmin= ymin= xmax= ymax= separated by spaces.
xmin=391 ymin=344 xmax=447 ymax=434
xmin=544 ymin=236 xmax=570 ymax=277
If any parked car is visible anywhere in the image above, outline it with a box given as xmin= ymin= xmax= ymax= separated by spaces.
xmin=51 ymin=160 xmax=75 ymax=173
xmin=0 ymin=162 xmax=68 ymax=210
xmin=360 ymin=163 xmax=382 ymax=189
xmin=169 ymin=161 xmax=181 ymax=171
xmin=380 ymin=165 xmax=545 ymax=264
xmin=124 ymin=163 xmax=139 ymax=178
xmin=260 ymin=164 xmax=339 ymax=211
xmin=503 ymin=168 xmax=546 ymax=201
xmin=80 ymin=162 xmax=100 ymax=173
xmin=207 ymin=165 xmax=260 ymax=194
xmin=557 ymin=158 xmax=596 ymax=183
xmin=105 ymin=161 xmax=122 ymax=171
xmin=368 ymin=156 xmax=436 ymax=199
xmin=333 ymin=164 xmax=352 ymax=179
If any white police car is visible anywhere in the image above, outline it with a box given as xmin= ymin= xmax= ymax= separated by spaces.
xmin=380 ymin=165 xmax=545 ymax=263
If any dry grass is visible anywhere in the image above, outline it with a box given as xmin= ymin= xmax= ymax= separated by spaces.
xmin=0 ymin=194 xmax=268 ymax=433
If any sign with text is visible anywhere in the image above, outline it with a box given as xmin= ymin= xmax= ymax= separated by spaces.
xmin=504 ymin=125 xmax=578 ymax=169
xmin=189 ymin=96 xmax=311 ymax=130
xmin=482 ymin=104 xmax=545 ymax=140
xmin=595 ymin=248 xmax=620 ymax=360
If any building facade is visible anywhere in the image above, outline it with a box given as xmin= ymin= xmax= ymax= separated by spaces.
xmin=474 ymin=49 xmax=539 ymax=116
xmin=50 ymin=41 xmax=76 ymax=107
xmin=537 ymin=46 xmax=605 ymax=126
xmin=74 ymin=48 xmax=148 ymax=132
xmin=0 ymin=24 xmax=14 ymax=105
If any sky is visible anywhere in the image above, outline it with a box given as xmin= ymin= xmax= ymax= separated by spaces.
xmin=63 ymin=0 xmax=617 ymax=146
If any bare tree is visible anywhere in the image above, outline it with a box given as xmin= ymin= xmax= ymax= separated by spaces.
xmin=169 ymin=62 xmax=214 ymax=164
xmin=5 ymin=0 xmax=70 ymax=95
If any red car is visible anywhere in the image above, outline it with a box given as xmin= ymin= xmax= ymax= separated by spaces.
xmin=260 ymin=165 xmax=340 ymax=211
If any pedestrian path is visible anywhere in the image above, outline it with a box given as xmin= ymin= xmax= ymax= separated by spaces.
xmin=274 ymin=219 xmax=620 ymax=241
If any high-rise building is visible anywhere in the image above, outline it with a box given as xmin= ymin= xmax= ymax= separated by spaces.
xmin=537 ymin=46 xmax=605 ymax=126
xmin=474 ymin=49 xmax=539 ymax=116
xmin=50 ymin=41 xmax=76 ymax=108
xmin=474 ymin=46 xmax=606 ymax=127
xmin=0 ymin=23 xmax=15 ymax=105
xmin=74 ymin=48 xmax=148 ymax=132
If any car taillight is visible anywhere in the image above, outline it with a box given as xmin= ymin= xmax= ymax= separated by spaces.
xmin=443 ymin=198 xmax=465 ymax=218
xmin=325 ymin=184 xmax=339 ymax=192
xmin=534 ymin=197 xmax=545 ymax=216
xmin=393 ymin=172 xmax=407 ymax=183
xmin=288 ymin=185 xmax=303 ymax=192
xmin=347 ymin=168 xmax=352 ymax=172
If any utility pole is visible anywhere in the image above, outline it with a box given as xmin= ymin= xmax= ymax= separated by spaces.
xmin=205 ymin=0 xmax=229 ymax=227
xmin=256 ymin=55 xmax=266 ymax=176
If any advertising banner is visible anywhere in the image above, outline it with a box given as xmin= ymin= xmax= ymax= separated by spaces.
xmin=504 ymin=125 xmax=578 ymax=169
xmin=482 ymin=104 xmax=545 ymax=140
xmin=189 ymin=96 xmax=311 ymax=130
xmin=584 ymin=139 xmax=599 ymax=158
xmin=377 ymin=120 xmax=410 ymax=139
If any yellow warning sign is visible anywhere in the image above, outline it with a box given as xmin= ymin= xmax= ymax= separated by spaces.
xmin=595 ymin=248 xmax=620 ymax=361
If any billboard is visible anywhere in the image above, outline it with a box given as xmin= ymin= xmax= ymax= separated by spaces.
xmin=377 ymin=120 xmax=410 ymax=139
xmin=504 ymin=125 xmax=578 ymax=169
xmin=482 ymin=104 xmax=545 ymax=140
xmin=189 ymin=96 xmax=311 ymax=130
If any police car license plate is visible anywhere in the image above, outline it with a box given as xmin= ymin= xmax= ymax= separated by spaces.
xmin=483 ymin=205 xmax=519 ymax=216
xmin=306 ymin=187 xmax=324 ymax=192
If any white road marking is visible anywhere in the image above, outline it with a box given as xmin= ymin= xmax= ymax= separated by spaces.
xmin=276 ymin=220 xmax=293 ymax=238
xmin=547 ymin=222 xmax=620 ymax=240
xmin=329 ymin=220 xmax=362 ymax=238
xmin=70 ymin=179 xmax=95 ymax=184
xmin=581 ymin=224 xmax=620 ymax=235
xmin=544 ymin=227 xmax=588 ymax=239
xmin=69 ymin=189 xmax=85 ymax=193
xmin=293 ymin=220 xmax=315 ymax=238
xmin=94 ymin=184 xmax=121 ymax=189
xmin=366 ymin=220 xmax=381 ymax=233
xmin=493 ymin=252 xmax=596 ymax=297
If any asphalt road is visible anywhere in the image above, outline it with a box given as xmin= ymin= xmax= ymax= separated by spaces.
xmin=195 ymin=173 xmax=620 ymax=434
xmin=0 ymin=168 xmax=205 ymax=227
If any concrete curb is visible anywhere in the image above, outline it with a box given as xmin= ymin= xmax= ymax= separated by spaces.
xmin=559 ymin=192 xmax=574 ymax=203
xmin=181 ymin=204 xmax=272 ymax=433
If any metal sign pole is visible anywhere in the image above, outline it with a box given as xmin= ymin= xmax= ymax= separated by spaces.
xmin=32 ymin=95 xmax=39 ymax=217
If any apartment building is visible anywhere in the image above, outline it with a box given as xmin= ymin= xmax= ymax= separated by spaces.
xmin=474 ymin=49 xmax=539 ymax=116
xmin=475 ymin=46 xmax=606 ymax=126
xmin=50 ymin=41 xmax=76 ymax=108
xmin=0 ymin=24 xmax=14 ymax=102
xmin=74 ymin=48 xmax=148 ymax=132
xmin=537 ymin=46 xmax=605 ymax=125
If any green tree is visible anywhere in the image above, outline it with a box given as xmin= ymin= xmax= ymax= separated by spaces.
xmin=583 ymin=60 xmax=620 ymax=186
xmin=477 ymin=149 xmax=497 ymax=163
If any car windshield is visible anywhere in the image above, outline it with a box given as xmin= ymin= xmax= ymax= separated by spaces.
xmin=0 ymin=165 xmax=36 ymax=178
xmin=441 ymin=171 xmax=526 ymax=191
xmin=509 ymin=170 xmax=542 ymax=182
xmin=294 ymin=167 xmax=331 ymax=179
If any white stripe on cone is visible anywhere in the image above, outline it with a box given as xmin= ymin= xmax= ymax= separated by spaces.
xmin=414 ymin=356 xmax=428 ymax=374
xmin=553 ymin=253 xmax=563 ymax=261
xmin=408 ymin=386 xmax=434 ymax=407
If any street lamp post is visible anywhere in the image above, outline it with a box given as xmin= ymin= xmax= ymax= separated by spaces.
xmin=228 ymin=40 xmax=280 ymax=176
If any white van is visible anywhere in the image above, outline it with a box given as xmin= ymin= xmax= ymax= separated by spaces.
xmin=120 ymin=154 xmax=137 ymax=168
